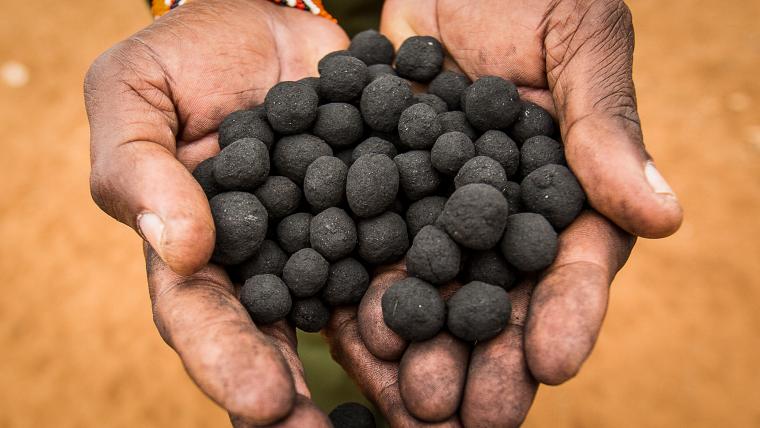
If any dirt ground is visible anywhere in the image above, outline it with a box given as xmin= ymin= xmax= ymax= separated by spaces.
xmin=0 ymin=0 xmax=758 ymax=427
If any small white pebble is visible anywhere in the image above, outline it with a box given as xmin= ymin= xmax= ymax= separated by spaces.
xmin=1 ymin=61 xmax=29 ymax=88
xmin=726 ymin=91 xmax=752 ymax=112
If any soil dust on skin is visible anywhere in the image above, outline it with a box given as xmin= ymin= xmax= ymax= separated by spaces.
xmin=0 ymin=0 xmax=758 ymax=427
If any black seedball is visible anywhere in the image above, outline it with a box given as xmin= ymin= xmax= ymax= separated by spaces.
xmin=503 ymin=181 xmax=522 ymax=215
xmin=406 ymin=225 xmax=461 ymax=285
xmin=218 ymin=108 xmax=274 ymax=149
xmin=394 ymin=36 xmax=444 ymax=82
xmin=322 ymin=257 xmax=370 ymax=306
xmin=237 ymin=239 xmax=288 ymax=280
xmin=398 ymin=103 xmax=443 ymax=150
xmin=329 ymin=402 xmax=376 ymax=428
xmin=360 ymin=75 xmax=414 ymax=132
xmin=367 ymin=63 xmax=397 ymax=81
xmin=351 ymin=137 xmax=398 ymax=162
xmin=346 ymin=154 xmax=399 ymax=218
xmin=192 ymin=157 xmax=222 ymax=199
xmin=318 ymin=55 xmax=369 ymax=103
xmin=357 ymin=211 xmax=409 ymax=265
xmin=210 ymin=191 xmax=268 ymax=265
xmin=312 ymin=103 xmax=364 ymax=148
xmin=253 ymin=176 xmax=301 ymax=220
xmin=521 ymin=164 xmax=585 ymax=229
xmin=335 ymin=149 xmax=354 ymax=167
xmin=464 ymin=250 xmax=517 ymax=290
xmin=289 ymin=297 xmax=330 ymax=332
xmin=447 ymin=281 xmax=511 ymax=342
xmin=297 ymin=76 xmax=321 ymax=95
xmin=405 ymin=196 xmax=447 ymax=237
xmin=318 ymin=50 xmax=352 ymax=74
xmin=240 ymin=274 xmax=292 ymax=325
xmin=474 ymin=130 xmax=520 ymax=178
xmin=382 ymin=277 xmax=446 ymax=341
xmin=349 ymin=29 xmax=394 ymax=65
xmin=310 ymin=207 xmax=357 ymax=262
xmin=264 ymin=81 xmax=319 ymax=134
xmin=508 ymin=101 xmax=557 ymax=143
xmin=272 ymin=133 xmax=333 ymax=184
xmin=437 ymin=110 xmax=478 ymax=140
xmin=413 ymin=93 xmax=448 ymax=114
xmin=454 ymin=155 xmax=508 ymax=192
xmin=303 ymin=156 xmax=348 ymax=212
xmin=394 ymin=150 xmax=440 ymax=201
xmin=429 ymin=71 xmax=471 ymax=110
xmin=500 ymin=213 xmax=558 ymax=272
xmin=431 ymin=131 xmax=476 ymax=176
xmin=213 ymin=138 xmax=270 ymax=190
xmin=438 ymin=183 xmax=509 ymax=250
xmin=519 ymin=135 xmax=566 ymax=177
xmin=276 ymin=212 xmax=312 ymax=254
xmin=464 ymin=76 xmax=521 ymax=131
xmin=282 ymin=248 xmax=329 ymax=298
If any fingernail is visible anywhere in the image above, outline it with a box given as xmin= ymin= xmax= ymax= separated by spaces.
xmin=644 ymin=161 xmax=677 ymax=200
xmin=137 ymin=212 xmax=165 ymax=257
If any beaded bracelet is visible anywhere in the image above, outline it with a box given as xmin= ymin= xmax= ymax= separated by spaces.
xmin=148 ymin=0 xmax=335 ymax=21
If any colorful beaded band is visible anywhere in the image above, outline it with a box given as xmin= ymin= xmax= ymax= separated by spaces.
xmin=148 ymin=0 xmax=335 ymax=21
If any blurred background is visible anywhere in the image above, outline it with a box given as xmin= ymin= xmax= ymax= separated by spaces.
xmin=1 ymin=0 xmax=759 ymax=427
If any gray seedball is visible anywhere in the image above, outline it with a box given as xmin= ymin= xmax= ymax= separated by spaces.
xmin=237 ymin=239 xmax=288 ymax=280
xmin=508 ymin=101 xmax=557 ymax=143
xmin=335 ymin=149 xmax=355 ymax=167
xmin=319 ymin=55 xmax=369 ymax=103
xmin=394 ymin=151 xmax=440 ymax=201
xmin=360 ymin=75 xmax=414 ymax=132
xmin=351 ymin=137 xmax=398 ymax=162
xmin=240 ymin=274 xmax=292 ymax=325
xmin=438 ymin=183 xmax=509 ymax=250
xmin=437 ymin=110 xmax=478 ymax=140
xmin=429 ymin=71 xmax=471 ymax=110
xmin=213 ymin=138 xmax=269 ymax=190
xmin=447 ymin=281 xmax=511 ymax=342
xmin=276 ymin=212 xmax=312 ymax=254
xmin=394 ymin=36 xmax=444 ymax=82
xmin=283 ymin=248 xmax=329 ymax=298
xmin=454 ymin=155 xmax=508 ymax=192
xmin=329 ymin=402 xmax=376 ymax=428
xmin=253 ymin=176 xmax=301 ymax=220
xmin=192 ymin=157 xmax=222 ymax=199
xmin=357 ymin=212 xmax=409 ymax=264
xmin=381 ymin=277 xmax=445 ymax=342
xmin=398 ymin=103 xmax=443 ymax=149
xmin=318 ymin=50 xmax=352 ymax=74
xmin=265 ymin=81 xmax=319 ymax=134
xmin=500 ymin=213 xmax=558 ymax=271
xmin=218 ymin=108 xmax=274 ymax=149
xmin=322 ymin=257 xmax=370 ymax=306
xmin=367 ymin=63 xmax=397 ymax=81
xmin=464 ymin=250 xmax=517 ymax=290
xmin=464 ymin=76 xmax=521 ymax=131
xmin=520 ymin=164 xmax=585 ymax=229
xmin=431 ymin=131 xmax=476 ymax=175
xmin=475 ymin=130 xmax=520 ymax=178
xmin=503 ymin=181 xmax=522 ymax=215
xmin=413 ymin=93 xmax=448 ymax=114
xmin=303 ymin=156 xmax=348 ymax=211
xmin=406 ymin=225 xmax=461 ymax=285
xmin=346 ymin=154 xmax=399 ymax=218
xmin=297 ymin=76 xmax=321 ymax=95
xmin=312 ymin=103 xmax=364 ymax=148
xmin=289 ymin=297 xmax=331 ymax=332
xmin=310 ymin=207 xmax=357 ymax=261
xmin=209 ymin=191 xmax=268 ymax=265
xmin=519 ymin=135 xmax=566 ymax=177
xmin=349 ymin=29 xmax=394 ymax=65
xmin=405 ymin=196 xmax=447 ymax=237
xmin=272 ymin=134 xmax=333 ymax=184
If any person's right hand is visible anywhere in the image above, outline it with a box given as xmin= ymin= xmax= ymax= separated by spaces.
xmin=85 ymin=0 xmax=348 ymax=425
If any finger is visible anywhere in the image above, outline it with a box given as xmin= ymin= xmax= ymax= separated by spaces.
xmin=326 ymin=308 xmax=462 ymax=428
xmin=525 ymin=210 xmax=635 ymax=385
xmin=545 ymin=1 xmax=682 ymax=238
xmin=230 ymin=395 xmax=331 ymax=428
xmin=85 ymin=41 xmax=214 ymax=275
xmin=258 ymin=321 xmax=311 ymax=397
xmin=357 ymin=263 xmax=409 ymax=361
xmin=146 ymin=246 xmax=295 ymax=424
xmin=399 ymin=332 xmax=469 ymax=422
xmin=461 ymin=281 xmax=538 ymax=427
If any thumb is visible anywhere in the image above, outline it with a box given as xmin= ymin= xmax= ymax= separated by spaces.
xmin=85 ymin=40 xmax=214 ymax=275
xmin=546 ymin=1 xmax=682 ymax=238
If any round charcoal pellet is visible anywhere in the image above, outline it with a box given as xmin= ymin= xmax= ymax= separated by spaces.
xmin=276 ymin=212 xmax=312 ymax=254
xmin=521 ymin=164 xmax=585 ymax=229
xmin=357 ymin=212 xmax=409 ymax=265
xmin=318 ymin=50 xmax=352 ymax=74
xmin=395 ymin=36 xmax=444 ymax=83
xmin=367 ymin=63 xmax=397 ymax=81
xmin=519 ymin=135 xmax=566 ymax=177
xmin=297 ymin=76 xmax=321 ymax=95
xmin=398 ymin=103 xmax=443 ymax=150
xmin=335 ymin=149 xmax=355 ymax=167
xmin=406 ymin=225 xmax=461 ymax=285
xmin=475 ymin=130 xmax=520 ymax=178
xmin=464 ymin=76 xmax=521 ymax=131
xmin=349 ymin=29 xmax=394 ymax=65
xmin=254 ymin=176 xmax=301 ymax=220
xmin=351 ymin=137 xmax=398 ymax=163
xmin=413 ymin=93 xmax=448 ymax=114
xmin=322 ymin=258 xmax=370 ymax=306
xmin=237 ymin=239 xmax=288 ymax=280
xmin=218 ymin=108 xmax=274 ymax=149
xmin=213 ymin=138 xmax=270 ymax=190
xmin=210 ymin=192 xmax=268 ymax=265
xmin=265 ymin=81 xmax=319 ymax=134
xmin=405 ymin=196 xmax=447 ymax=237
xmin=447 ymin=281 xmax=511 ymax=342
xmin=429 ymin=71 xmax=471 ymax=110
xmin=503 ymin=181 xmax=522 ymax=215
xmin=431 ymin=131 xmax=475 ymax=176
xmin=508 ymin=101 xmax=557 ymax=143
xmin=381 ymin=277 xmax=445 ymax=341
xmin=192 ymin=157 xmax=222 ymax=199
xmin=454 ymin=156 xmax=508 ymax=192
xmin=289 ymin=297 xmax=330 ymax=332
xmin=329 ymin=402 xmax=376 ymax=428
xmin=304 ymin=156 xmax=348 ymax=211
xmin=438 ymin=183 xmax=509 ymax=250
xmin=240 ymin=274 xmax=292 ymax=325
xmin=500 ymin=213 xmax=558 ymax=271
xmin=346 ymin=154 xmax=399 ymax=218
xmin=310 ymin=207 xmax=357 ymax=261
xmin=464 ymin=250 xmax=517 ymax=290
xmin=360 ymin=75 xmax=414 ymax=132
xmin=313 ymin=103 xmax=364 ymax=148
xmin=459 ymin=85 xmax=472 ymax=112
xmin=394 ymin=151 xmax=440 ymax=201
xmin=272 ymin=134 xmax=333 ymax=184
xmin=319 ymin=55 xmax=369 ymax=103
xmin=283 ymin=248 xmax=329 ymax=298
xmin=437 ymin=111 xmax=477 ymax=140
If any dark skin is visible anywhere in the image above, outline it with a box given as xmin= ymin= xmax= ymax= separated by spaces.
xmin=85 ymin=0 xmax=682 ymax=426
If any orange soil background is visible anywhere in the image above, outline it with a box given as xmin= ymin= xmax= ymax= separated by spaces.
xmin=1 ymin=0 xmax=759 ymax=427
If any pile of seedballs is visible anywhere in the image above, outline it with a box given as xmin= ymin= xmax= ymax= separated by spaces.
xmin=194 ymin=29 xmax=583 ymax=362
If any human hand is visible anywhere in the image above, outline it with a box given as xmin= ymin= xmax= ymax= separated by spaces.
xmin=85 ymin=0 xmax=347 ymax=424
